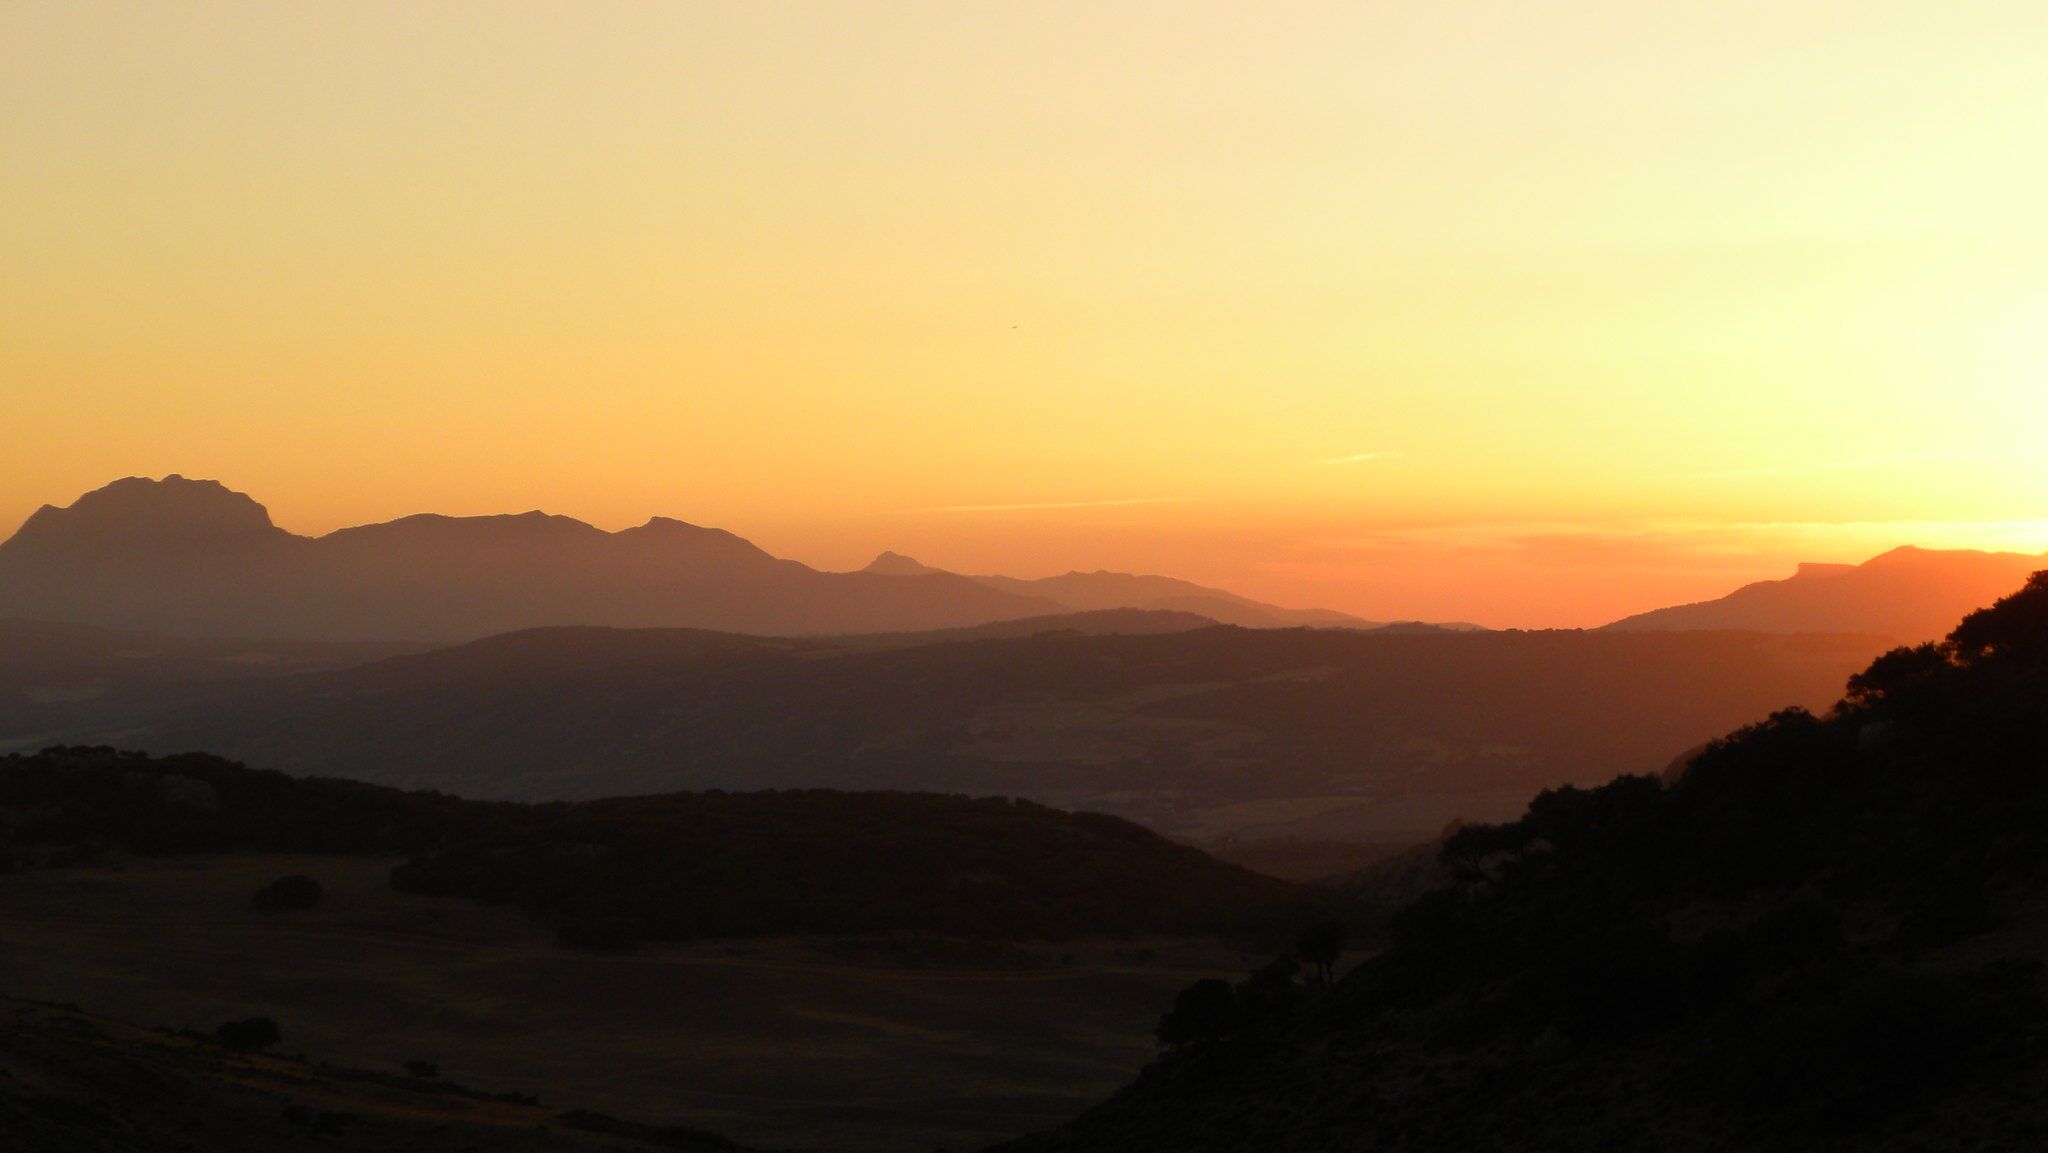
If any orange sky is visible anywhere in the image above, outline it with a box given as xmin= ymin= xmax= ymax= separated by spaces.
xmin=5 ymin=3 xmax=2047 ymax=627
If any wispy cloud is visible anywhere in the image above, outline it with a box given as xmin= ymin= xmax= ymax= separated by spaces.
xmin=1681 ymin=449 xmax=1968 ymax=481
xmin=901 ymin=496 xmax=1191 ymax=514
xmin=1316 ymin=450 xmax=1398 ymax=466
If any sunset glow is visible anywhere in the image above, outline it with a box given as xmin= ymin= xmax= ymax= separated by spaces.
xmin=6 ymin=2 xmax=2046 ymax=625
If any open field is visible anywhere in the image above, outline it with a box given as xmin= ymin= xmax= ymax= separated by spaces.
xmin=0 ymin=854 xmax=1261 ymax=1152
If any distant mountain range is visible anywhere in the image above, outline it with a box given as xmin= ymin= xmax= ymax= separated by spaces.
xmin=1604 ymin=545 xmax=2047 ymax=643
xmin=0 ymin=477 xmax=1383 ymax=642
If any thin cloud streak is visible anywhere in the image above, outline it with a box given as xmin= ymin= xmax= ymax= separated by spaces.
xmin=1316 ymin=451 xmax=1398 ymax=466
xmin=901 ymin=496 xmax=1192 ymax=514
xmin=1681 ymin=449 xmax=1971 ymax=481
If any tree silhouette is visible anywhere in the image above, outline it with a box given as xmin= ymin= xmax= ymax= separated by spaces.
xmin=1948 ymin=570 xmax=2048 ymax=665
xmin=1295 ymin=919 xmax=1349 ymax=984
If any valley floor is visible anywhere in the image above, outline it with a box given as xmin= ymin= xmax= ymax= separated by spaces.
xmin=0 ymin=854 xmax=1259 ymax=1152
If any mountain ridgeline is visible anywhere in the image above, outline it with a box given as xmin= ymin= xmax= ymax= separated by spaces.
xmin=0 ymin=476 xmax=1059 ymax=641
xmin=1004 ymin=569 xmax=2048 ymax=1152
xmin=0 ymin=477 xmax=1373 ymax=642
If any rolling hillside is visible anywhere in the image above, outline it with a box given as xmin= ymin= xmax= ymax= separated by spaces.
xmin=0 ymin=747 xmax=1289 ymax=942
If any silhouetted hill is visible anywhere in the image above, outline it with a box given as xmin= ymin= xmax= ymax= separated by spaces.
xmin=0 ymin=747 xmax=1289 ymax=943
xmin=1605 ymin=545 xmax=2047 ymax=644
xmin=5 ymin=475 xmax=285 ymax=547
xmin=1001 ymin=570 xmax=2048 ymax=1152
xmin=4 ymin=625 xmax=1890 ymax=845
xmin=858 ymin=552 xmax=1409 ymax=629
xmin=0 ymin=477 xmax=1064 ymax=641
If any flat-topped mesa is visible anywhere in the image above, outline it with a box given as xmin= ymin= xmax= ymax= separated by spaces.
xmin=2 ymin=475 xmax=285 ymax=550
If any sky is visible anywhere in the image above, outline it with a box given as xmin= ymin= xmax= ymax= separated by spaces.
xmin=4 ymin=2 xmax=2047 ymax=627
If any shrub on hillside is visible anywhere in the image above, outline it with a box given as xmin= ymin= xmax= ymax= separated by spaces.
xmin=252 ymin=874 xmax=323 ymax=911
xmin=215 ymin=1017 xmax=281 ymax=1052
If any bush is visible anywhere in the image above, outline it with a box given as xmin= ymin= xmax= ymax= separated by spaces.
xmin=251 ymin=874 xmax=324 ymax=912
xmin=557 ymin=917 xmax=643 ymax=951
xmin=1156 ymin=978 xmax=1239 ymax=1048
xmin=216 ymin=1017 xmax=282 ymax=1052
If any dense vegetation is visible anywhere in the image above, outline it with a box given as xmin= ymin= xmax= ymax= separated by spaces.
xmin=0 ymin=749 xmax=1288 ymax=943
xmin=1007 ymin=572 xmax=2048 ymax=1151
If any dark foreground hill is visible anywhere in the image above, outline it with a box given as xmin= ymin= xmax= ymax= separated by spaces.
xmin=5 ymin=624 xmax=1890 ymax=847
xmin=0 ymin=748 xmax=1288 ymax=944
xmin=1606 ymin=544 xmax=2046 ymax=644
xmin=1001 ymin=571 xmax=2048 ymax=1152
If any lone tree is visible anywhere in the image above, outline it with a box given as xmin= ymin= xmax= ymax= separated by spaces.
xmin=1296 ymin=918 xmax=1350 ymax=984
xmin=216 ymin=1017 xmax=282 ymax=1052
xmin=252 ymin=874 xmax=323 ymax=912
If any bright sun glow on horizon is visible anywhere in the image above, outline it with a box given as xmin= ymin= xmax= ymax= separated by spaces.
xmin=4 ymin=2 xmax=2047 ymax=627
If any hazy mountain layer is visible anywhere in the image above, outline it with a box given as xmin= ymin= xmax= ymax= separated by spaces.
xmin=4 ymin=625 xmax=1889 ymax=845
